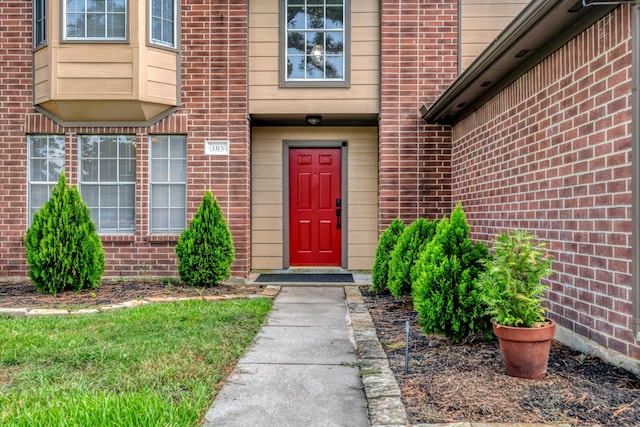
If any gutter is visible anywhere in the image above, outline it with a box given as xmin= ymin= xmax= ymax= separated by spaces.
xmin=421 ymin=0 xmax=616 ymax=124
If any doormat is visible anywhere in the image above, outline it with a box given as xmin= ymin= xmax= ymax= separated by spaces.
xmin=255 ymin=273 xmax=354 ymax=283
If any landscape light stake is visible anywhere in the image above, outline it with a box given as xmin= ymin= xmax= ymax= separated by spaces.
xmin=405 ymin=320 xmax=410 ymax=374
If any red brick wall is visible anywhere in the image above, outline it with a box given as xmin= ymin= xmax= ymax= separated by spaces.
xmin=0 ymin=2 xmax=33 ymax=276
xmin=378 ymin=0 xmax=457 ymax=230
xmin=0 ymin=1 xmax=250 ymax=278
xmin=451 ymin=7 xmax=637 ymax=358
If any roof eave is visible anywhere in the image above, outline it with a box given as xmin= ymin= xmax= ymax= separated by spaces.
xmin=421 ymin=0 xmax=618 ymax=125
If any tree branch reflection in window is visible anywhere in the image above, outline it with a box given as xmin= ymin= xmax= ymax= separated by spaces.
xmin=286 ymin=0 xmax=344 ymax=81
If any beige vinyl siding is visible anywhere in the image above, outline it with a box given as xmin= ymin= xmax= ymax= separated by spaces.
xmin=460 ymin=1 xmax=528 ymax=71
xmin=144 ymin=48 xmax=179 ymax=105
xmin=33 ymin=49 xmax=50 ymax=105
xmin=346 ymin=133 xmax=378 ymax=270
xmin=251 ymin=126 xmax=378 ymax=271
xmin=248 ymin=0 xmax=380 ymax=116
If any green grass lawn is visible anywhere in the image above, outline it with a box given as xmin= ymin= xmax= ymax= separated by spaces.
xmin=0 ymin=298 xmax=272 ymax=426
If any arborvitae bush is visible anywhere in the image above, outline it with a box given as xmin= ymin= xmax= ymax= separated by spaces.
xmin=175 ymin=192 xmax=235 ymax=287
xmin=371 ymin=218 xmax=406 ymax=293
xmin=24 ymin=172 xmax=105 ymax=294
xmin=411 ymin=204 xmax=490 ymax=342
xmin=387 ymin=218 xmax=437 ymax=297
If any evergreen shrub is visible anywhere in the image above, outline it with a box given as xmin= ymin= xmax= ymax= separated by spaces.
xmin=477 ymin=230 xmax=553 ymax=327
xmin=371 ymin=218 xmax=405 ymax=293
xmin=387 ymin=218 xmax=437 ymax=297
xmin=24 ymin=172 xmax=105 ymax=294
xmin=412 ymin=204 xmax=490 ymax=342
xmin=175 ymin=192 xmax=235 ymax=287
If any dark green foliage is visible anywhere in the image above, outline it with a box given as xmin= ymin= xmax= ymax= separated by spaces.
xmin=175 ymin=192 xmax=235 ymax=287
xmin=24 ymin=172 xmax=105 ymax=294
xmin=387 ymin=218 xmax=437 ymax=297
xmin=412 ymin=204 xmax=490 ymax=342
xmin=371 ymin=218 xmax=406 ymax=293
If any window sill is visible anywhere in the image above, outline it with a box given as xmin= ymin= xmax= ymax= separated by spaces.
xmin=281 ymin=80 xmax=351 ymax=89
xmin=99 ymin=234 xmax=136 ymax=243
xmin=144 ymin=234 xmax=181 ymax=243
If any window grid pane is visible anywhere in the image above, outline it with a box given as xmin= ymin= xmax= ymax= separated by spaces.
xmin=64 ymin=0 xmax=127 ymax=40
xmin=150 ymin=135 xmax=186 ymax=233
xmin=80 ymin=135 xmax=136 ymax=233
xmin=150 ymin=0 xmax=175 ymax=48
xmin=286 ymin=0 xmax=345 ymax=82
xmin=28 ymin=135 xmax=65 ymax=224
xmin=33 ymin=0 xmax=47 ymax=47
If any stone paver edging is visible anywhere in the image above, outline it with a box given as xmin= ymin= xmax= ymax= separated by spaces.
xmin=344 ymin=285 xmax=410 ymax=427
xmin=0 ymin=285 xmax=281 ymax=317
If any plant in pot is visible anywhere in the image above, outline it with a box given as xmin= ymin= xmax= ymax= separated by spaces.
xmin=477 ymin=230 xmax=554 ymax=379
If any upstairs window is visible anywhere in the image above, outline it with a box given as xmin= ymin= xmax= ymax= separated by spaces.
xmin=150 ymin=0 xmax=177 ymax=48
xmin=33 ymin=0 xmax=47 ymax=48
xmin=64 ymin=0 xmax=127 ymax=40
xmin=283 ymin=0 xmax=348 ymax=86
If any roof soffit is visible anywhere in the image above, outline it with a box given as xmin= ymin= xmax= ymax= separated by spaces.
xmin=421 ymin=0 xmax=619 ymax=125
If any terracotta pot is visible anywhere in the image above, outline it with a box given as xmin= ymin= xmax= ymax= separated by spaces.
xmin=492 ymin=319 xmax=556 ymax=379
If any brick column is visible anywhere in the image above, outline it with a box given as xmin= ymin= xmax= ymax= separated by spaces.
xmin=379 ymin=0 xmax=457 ymax=229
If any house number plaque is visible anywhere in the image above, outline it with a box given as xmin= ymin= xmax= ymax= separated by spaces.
xmin=205 ymin=140 xmax=229 ymax=155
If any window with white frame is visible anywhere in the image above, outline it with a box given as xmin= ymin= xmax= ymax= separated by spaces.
xmin=284 ymin=0 xmax=346 ymax=84
xmin=79 ymin=135 xmax=136 ymax=233
xmin=33 ymin=0 xmax=47 ymax=48
xmin=149 ymin=135 xmax=186 ymax=233
xmin=64 ymin=0 xmax=127 ymax=40
xmin=150 ymin=0 xmax=176 ymax=48
xmin=28 ymin=135 xmax=65 ymax=223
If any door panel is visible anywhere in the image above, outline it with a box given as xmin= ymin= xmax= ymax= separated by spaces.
xmin=289 ymin=147 xmax=341 ymax=266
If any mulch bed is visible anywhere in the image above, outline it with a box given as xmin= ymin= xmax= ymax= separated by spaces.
xmin=361 ymin=287 xmax=640 ymax=426
xmin=0 ymin=279 xmax=265 ymax=309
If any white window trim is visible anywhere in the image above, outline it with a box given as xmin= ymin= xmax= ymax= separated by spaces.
xmin=27 ymin=135 xmax=65 ymax=225
xmin=63 ymin=0 xmax=128 ymax=41
xmin=33 ymin=0 xmax=47 ymax=48
xmin=149 ymin=135 xmax=187 ymax=234
xmin=79 ymin=135 xmax=136 ymax=234
xmin=149 ymin=0 xmax=178 ymax=49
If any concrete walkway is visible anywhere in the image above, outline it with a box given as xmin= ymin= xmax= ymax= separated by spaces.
xmin=202 ymin=286 xmax=370 ymax=427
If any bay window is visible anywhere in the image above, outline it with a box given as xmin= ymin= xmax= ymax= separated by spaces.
xmin=150 ymin=0 xmax=176 ymax=48
xmin=64 ymin=0 xmax=127 ymax=40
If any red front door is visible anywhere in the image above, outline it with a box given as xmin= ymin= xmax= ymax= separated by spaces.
xmin=289 ymin=147 xmax=342 ymax=266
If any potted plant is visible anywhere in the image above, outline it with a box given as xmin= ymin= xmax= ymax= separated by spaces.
xmin=477 ymin=230 xmax=555 ymax=379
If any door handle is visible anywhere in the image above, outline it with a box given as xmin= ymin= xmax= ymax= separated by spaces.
xmin=336 ymin=199 xmax=341 ymax=229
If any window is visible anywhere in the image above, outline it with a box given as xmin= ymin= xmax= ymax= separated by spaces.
xmin=28 ymin=135 xmax=65 ymax=223
xmin=79 ymin=135 xmax=136 ymax=233
xmin=64 ymin=0 xmax=127 ymax=40
xmin=283 ymin=0 xmax=347 ymax=85
xmin=150 ymin=0 xmax=176 ymax=48
xmin=149 ymin=135 xmax=186 ymax=233
xmin=33 ymin=0 xmax=46 ymax=48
